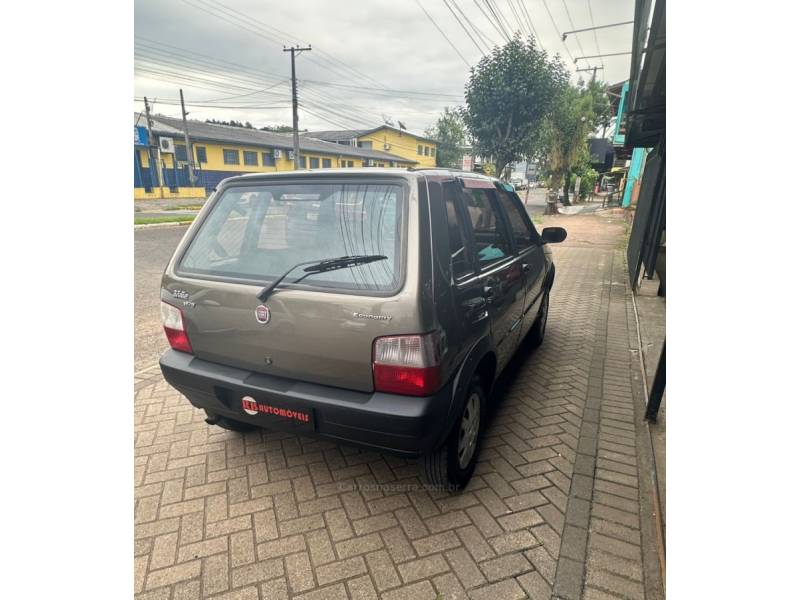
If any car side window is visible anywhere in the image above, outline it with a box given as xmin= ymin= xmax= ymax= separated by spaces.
xmin=460 ymin=188 xmax=512 ymax=267
xmin=443 ymin=183 xmax=473 ymax=280
xmin=495 ymin=188 xmax=539 ymax=250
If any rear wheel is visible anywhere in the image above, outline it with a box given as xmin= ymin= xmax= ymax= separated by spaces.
xmin=529 ymin=289 xmax=549 ymax=348
xmin=423 ymin=377 xmax=486 ymax=492
xmin=204 ymin=410 xmax=260 ymax=433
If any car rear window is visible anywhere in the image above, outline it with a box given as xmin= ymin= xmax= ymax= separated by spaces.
xmin=179 ymin=181 xmax=405 ymax=293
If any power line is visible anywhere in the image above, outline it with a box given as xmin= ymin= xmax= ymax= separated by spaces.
xmin=585 ymin=0 xmax=605 ymax=72
xmin=200 ymin=0 xmax=390 ymax=91
xmin=442 ymin=0 xmax=489 ymax=55
xmin=135 ymin=38 xmax=462 ymax=100
xmin=472 ymin=0 xmax=510 ymax=42
xmin=135 ymin=54 xmax=447 ymax=135
xmin=560 ymin=0 xmax=588 ymax=60
xmin=415 ymin=0 xmax=471 ymax=67
xmin=516 ymin=0 xmax=542 ymax=42
xmin=179 ymin=0 xmax=375 ymax=91
xmin=487 ymin=0 xmax=516 ymax=38
xmin=452 ymin=0 xmax=499 ymax=49
xmin=540 ymin=0 xmax=576 ymax=68
xmin=505 ymin=0 xmax=528 ymax=34
xmin=483 ymin=0 xmax=511 ymax=40
xmin=133 ymin=97 xmax=289 ymax=110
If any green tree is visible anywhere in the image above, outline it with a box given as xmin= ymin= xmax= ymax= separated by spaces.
xmin=426 ymin=107 xmax=467 ymax=168
xmin=544 ymin=79 xmax=610 ymax=205
xmin=463 ymin=34 xmax=568 ymax=178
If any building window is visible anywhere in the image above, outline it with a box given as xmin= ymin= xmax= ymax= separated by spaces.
xmin=363 ymin=161 xmax=368 ymax=167
xmin=195 ymin=146 xmax=207 ymax=163
xmin=243 ymin=151 xmax=258 ymax=166
xmin=299 ymin=156 xmax=307 ymax=168
xmin=431 ymin=147 xmax=436 ymax=157
xmin=322 ymin=158 xmax=332 ymax=168
xmin=223 ymin=149 xmax=239 ymax=165
xmin=358 ymin=141 xmax=373 ymax=149
xmin=424 ymin=146 xmax=430 ymax=156
xmin=417 ymin=144 xmax=423 ymax=155
xmin=310 ymin=157 xmax=320 ymax=169
xmin=347 ymin=160 xmax=354 ymax=168
xmin=175 ymin=144 xmax=188 ymax=162
xmin=261 ymin=151 xmax=275 ymax=167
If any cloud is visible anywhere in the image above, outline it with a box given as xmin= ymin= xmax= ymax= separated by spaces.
xmin=134 ymin=0 xmax=634 ymax=133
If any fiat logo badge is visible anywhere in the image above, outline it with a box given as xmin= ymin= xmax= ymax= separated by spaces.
xmin=255 ymin=305 xmax=271 ymax=324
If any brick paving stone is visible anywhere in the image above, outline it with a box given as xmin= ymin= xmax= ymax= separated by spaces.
xmin=468 ymin=578 xmax=527 ymax=600
xmin=133 ymin=213 xmax=660 ymax=599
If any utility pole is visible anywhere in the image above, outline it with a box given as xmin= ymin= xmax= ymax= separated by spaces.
xmin=283 ymin=44 xmax=312 ymax=170
xmin=143 ymin=96 xmax=164 ymax=198
xmin=179 ymin=89 xmax=197 ymax=186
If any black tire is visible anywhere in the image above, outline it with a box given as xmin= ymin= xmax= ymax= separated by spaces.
xmin=529 ymin=288 xmax=550 ymax=348
xmin=423 ymin=377 xmax=486 ymax=492
xmin=204 ymin=410 xmax=260 ymax=433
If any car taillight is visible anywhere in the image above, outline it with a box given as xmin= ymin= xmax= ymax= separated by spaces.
xmin=160 ymin=301 xmax=193 ymax=354
xmin=373 ymin=332 xmax=442 ymax=396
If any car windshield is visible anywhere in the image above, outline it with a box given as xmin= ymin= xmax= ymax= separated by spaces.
xmin=179 ymin=181 xmax=404 ymax=292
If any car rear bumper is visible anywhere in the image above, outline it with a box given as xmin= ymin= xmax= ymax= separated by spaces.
xmin=159 ymin=349 xmax=455 ymax=457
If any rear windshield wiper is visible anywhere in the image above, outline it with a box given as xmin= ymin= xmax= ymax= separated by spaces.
xmin=256 ymin=255 xmax=387 ymax=302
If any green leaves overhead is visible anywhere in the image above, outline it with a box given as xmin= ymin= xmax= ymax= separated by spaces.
xmin=463 ymin=34 xmax=569 ymax=176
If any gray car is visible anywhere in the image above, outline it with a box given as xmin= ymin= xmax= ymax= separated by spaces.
xmin=159 ymin=168 xmax=566 ymax=490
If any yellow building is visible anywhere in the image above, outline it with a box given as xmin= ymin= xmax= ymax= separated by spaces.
xmin=134 ymin=115 xmax=420 ymax=199
xmin=302 ymin=126 xmax=439 ymax=168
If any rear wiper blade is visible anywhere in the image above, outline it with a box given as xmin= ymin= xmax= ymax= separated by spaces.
xmin=256 ymin=255 xmax=387 ymax=302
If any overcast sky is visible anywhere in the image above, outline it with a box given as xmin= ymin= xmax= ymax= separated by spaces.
xmin=134 ymin=0 xmax=635 ymax=135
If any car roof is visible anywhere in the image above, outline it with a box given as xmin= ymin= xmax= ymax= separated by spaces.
xmin=215 ymin=167 xmax=501 ymax=186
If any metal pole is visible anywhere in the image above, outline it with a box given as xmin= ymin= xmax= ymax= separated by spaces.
xmin=645 ymin=341 xmax=666 ymax=423
xmin=283 ymin=45 xmax=312 ymax=170
xmin=179 ymin=89 xmax=196 ymax=186
xmin=143 ymin=96 xmax=164 ymax=198
xmin=562 ymin=20 xmax=634 ymax=40
xmin=574 ymin=51 xmax=632 ymax=63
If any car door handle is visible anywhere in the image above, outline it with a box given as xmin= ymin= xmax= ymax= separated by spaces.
xmin=483 ymin=285 xmax=498 ymax=304
xmin=462 ymin=296 xmax=487 ymax=311
xmin=522 ymin=263 xmax=531 ymax=273
xmin=462 ymin=296 xmax=489 ymax=323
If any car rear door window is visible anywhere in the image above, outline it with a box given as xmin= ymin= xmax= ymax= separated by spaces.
xmin=179 ymin=182 xmax=405 ymax=293
xmin=443 ymin=183 xmax=473 ymax=279
xmin=460 ymin=188 xmax=512 ymax=267
xmin=495 ymin=188 xmax=538 ymax=250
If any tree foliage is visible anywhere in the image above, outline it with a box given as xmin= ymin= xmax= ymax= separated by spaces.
xmin=463 ymin=34 xmax=569 ymax=177
xmin=204 ymin=119 xmax=299 ymax=133
xmin=426 ymin=107 xmax=467 ymax=168
xmin=543 ymin=78 xmax=611 ymax=203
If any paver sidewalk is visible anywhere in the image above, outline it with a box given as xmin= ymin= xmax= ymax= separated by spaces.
xmin=134 ymin=212 xmax=663 ymax=600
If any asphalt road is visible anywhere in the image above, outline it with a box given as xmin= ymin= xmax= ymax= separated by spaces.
xmin=134 ymin=224 xmax=189 ymax=373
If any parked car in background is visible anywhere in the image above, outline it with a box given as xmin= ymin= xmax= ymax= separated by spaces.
xmin=158 ymin=168 xmax=566 ymax=490
xmin=509 ymin=174 xmax=527 ymax=190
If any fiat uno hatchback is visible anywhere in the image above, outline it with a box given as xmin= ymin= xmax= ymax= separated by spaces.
xmin=159 ymin=168 xmax=566 ymax=490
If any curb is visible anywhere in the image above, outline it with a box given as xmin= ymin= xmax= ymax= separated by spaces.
xmin=134 ymin=221 xmax=194 ymax=230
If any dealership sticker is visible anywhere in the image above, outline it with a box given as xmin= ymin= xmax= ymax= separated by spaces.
xmin=241 ymin=396 xmax=310 ymax=423
xmin=242 ymin=395 xmax=259 ymax=415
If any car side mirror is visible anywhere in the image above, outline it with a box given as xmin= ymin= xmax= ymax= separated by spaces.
xmin=541 ymin=227 xmax=567 ymax=244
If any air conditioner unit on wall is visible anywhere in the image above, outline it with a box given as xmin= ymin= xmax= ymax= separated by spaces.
xmin=274 ymin=149 xmax=283 ymax=159
xmin=287 ymin=150 xmax=295 ymax=160
xmin=384 ymin=143 xmax=391 ymax=150
xmin=159 ymin=137 xmax=175 ymax=153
